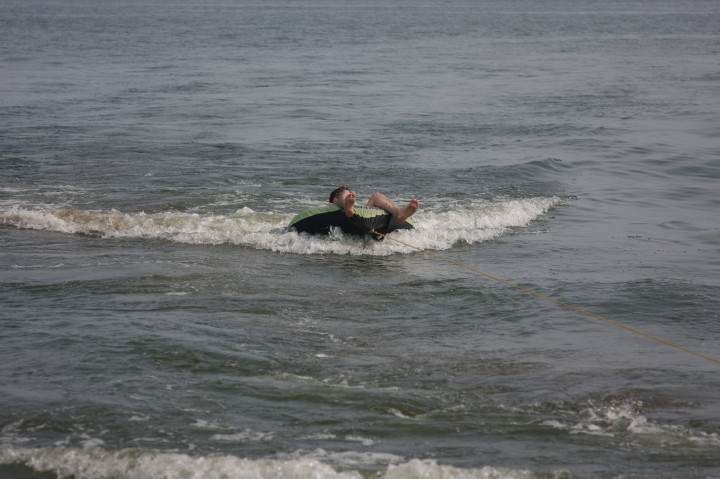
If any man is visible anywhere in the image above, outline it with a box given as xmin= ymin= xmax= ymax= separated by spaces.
xmin=328 ymin=186 xmax=419 ymax=222
xmin=287 ymin=187 xmax=419 ymax=239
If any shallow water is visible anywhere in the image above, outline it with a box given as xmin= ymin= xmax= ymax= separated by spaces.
xmin=1 ymin=0 xmax=719 ymax=478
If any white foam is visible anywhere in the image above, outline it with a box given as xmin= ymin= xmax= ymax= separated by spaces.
xmin=344 ymin=435 xmax=375 ymax=446
xmin=384 ymin=459 xmax=545 ymax=479
xmin=211 ymin=429 xmax=274 ymax=442
xmin=0 ymin=447 xmax=361 ymax=479
xmin=0 ymin=197 xmax=564 ymax=255
xmin=0 ymin=446 xmax=573 ymax=479
xmin=541 ymin=399 xmax=720 ymax=446
xmin=278 ymin=448 xmax=404 ymax=468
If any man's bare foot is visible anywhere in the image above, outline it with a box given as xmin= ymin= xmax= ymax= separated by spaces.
xmin=343 ymin=192 xmax=356 ymax=217
xmin=397 ymin=198 xmax=419 ymax=222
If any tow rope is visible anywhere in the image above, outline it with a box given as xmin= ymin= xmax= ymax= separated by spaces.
xmin=371 ymin=230 xmax=720 ymax=366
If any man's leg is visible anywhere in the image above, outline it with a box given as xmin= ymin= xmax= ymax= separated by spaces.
xmin=343 ymin=191 xmax=356 ymax=217
xmin=366 ymin=193 xmax=418 ymax=222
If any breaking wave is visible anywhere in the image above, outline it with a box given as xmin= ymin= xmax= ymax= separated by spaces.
xmin=0 ymin=446 xmax=572 ymax=479
xmin=0 ymin=197 xmax=565 ymax=255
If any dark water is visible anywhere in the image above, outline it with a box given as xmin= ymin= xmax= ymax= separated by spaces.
xmin=2 ymin=1 xmax=719 ymax=478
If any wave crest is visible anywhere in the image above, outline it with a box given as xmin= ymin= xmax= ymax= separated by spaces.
xmin=1 ymin=197 xmax=564 ymax=255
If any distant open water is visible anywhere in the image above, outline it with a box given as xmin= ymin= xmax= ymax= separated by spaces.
xmin=1 ymin=0 xmax=719 ymax=478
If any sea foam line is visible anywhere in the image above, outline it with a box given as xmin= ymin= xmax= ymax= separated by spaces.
xmin=0 ymin=446 xmax=568 ymax=479
xmin=0 ymin=197 xmax=564 ymax=255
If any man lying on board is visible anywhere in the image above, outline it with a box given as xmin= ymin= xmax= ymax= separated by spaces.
xmin=287 ymin=187 xmax=419 ymax=239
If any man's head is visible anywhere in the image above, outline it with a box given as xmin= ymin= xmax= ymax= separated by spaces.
xmin=329 ymin=186 xmax=350 ymax=204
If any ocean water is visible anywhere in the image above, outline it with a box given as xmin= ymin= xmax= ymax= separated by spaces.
xmin=1 ymin=0 xmax=719 ymax=478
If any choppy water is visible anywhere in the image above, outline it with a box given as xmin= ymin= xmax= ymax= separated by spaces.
xmin=1 ymin=0 xmax=719 ymax=478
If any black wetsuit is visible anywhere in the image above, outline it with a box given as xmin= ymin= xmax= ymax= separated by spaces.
xmin=288 ymin=206 xmax=414 ymax=240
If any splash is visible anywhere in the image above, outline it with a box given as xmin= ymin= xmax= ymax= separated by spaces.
xmin=0 ymin=197 xmax=564 ymax=255
xmin=541 ymin=399 xmax=720 ymax=446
